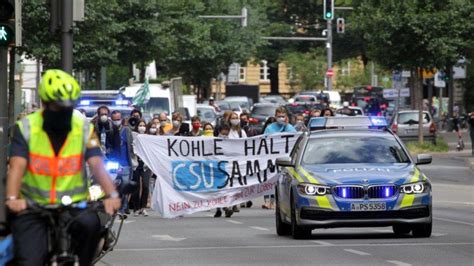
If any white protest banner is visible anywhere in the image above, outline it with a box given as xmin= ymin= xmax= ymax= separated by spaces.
xmin=133 ymin=133 xmax=299 ymax=218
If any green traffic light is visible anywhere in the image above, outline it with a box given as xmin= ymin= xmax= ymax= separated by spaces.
xmin=0 ymin=24 xmax=14 ymax=46
xmin=326 ymin=12 xmax=332 ymax=19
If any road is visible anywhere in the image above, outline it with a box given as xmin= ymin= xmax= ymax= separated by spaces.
xmin=98 ymin=155 xmax=473 ymax=266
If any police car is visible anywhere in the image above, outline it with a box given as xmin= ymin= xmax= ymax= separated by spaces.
xmin=275 ymin=116 xmax=432 ymax=239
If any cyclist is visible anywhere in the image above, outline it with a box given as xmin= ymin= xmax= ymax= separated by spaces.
xmin=6 ymin=69 xmax=121 ymax=265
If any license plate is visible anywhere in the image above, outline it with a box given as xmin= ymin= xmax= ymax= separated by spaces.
xmin=351 ymin=202 xmax=386 ymax=211
xmin=405 ymin=129 xmax=417 ymax=134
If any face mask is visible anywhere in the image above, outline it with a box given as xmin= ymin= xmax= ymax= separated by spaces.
xmin=172 ymin=120 xmax=181 ymax=128
xmin=276 ymin=117 xmax=286 ymax=125
xmin=138 ymin=126 xmax=146 ymax=134
xmin=192 ymin=124 xmax=201 ymax=130
xmin=43 ymin=107 xmax=73 ymax=133
xmin=149 ymin=128 xmax=157 ymax=134
xmin=160 ymin=121 xmax=167 ymax=127
xmin=203 ymin=129 xmax=214 ymax=136
xmin=230 ymin=119 xmax=240 ymax=126
xmin=296 ymin=120 xmax=304 ymax=126
xmin=112 ymin=120 xmax=122 ymax=127
xmin=240 ymin=120 xmax=248 ymax=127
xmin=100 ymin=115 xmax=108 ymax=123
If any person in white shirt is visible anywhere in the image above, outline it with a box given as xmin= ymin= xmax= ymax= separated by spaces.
xmin=228 ymin=112 xmax=247 ymax=139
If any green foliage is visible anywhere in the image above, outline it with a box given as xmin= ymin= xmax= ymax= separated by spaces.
xmin=406 ymin=137 xmax=449 ymax=154
xmin=281 ymin=49 xmax=327 ymax=91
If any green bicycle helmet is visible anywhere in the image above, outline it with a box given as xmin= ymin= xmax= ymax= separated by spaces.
xmin=39 ymin=69 xmax=81 ymax=107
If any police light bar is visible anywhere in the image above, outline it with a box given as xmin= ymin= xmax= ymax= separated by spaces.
xmin=309 ymin=116 xmax=388 ymax=130
xmin=115 ymin=100 xmax=129 ymax=105
xmin=79 ymin=100 xmax=91 ymax=106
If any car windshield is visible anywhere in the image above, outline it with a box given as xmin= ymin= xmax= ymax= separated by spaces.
xmin=398 ymin=112 xmax=430 ymax=125
xmin=217 ymin=102 xmax=231 ymax=111
xmin=197 ymin=108 xmax=216 ymax=121
xmin=251 ymin=106 xmax=276 ymax=116
xmin=285 ymin=104 xmax=306 ymax=114
xmin=142 ymin=97 xmax=170 ymax=116
xmin=295 ymin=96 xmax=317 ymax=102
xmin=229 ymin=102 xmax=241 ymax=111
xmin=302 ymin=136 xmax=410 ymax=164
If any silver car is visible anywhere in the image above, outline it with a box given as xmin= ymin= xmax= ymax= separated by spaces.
xmin=390 ymin=110 xmax=436 ymax=144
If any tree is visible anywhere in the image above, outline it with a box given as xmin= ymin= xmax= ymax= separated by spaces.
xmin=281 ymin=48 xmax=327 ymax=91
xmin=354 ymin=0 xmax=474 ymax=143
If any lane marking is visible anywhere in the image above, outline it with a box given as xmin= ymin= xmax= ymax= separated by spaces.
xmin=372 ymin=229 xmax=447 ymax=237
xmin=249 ymin=226 xmax=269 ymax=231
xmin=434 ymin=217 xmax=474 ymax=226
xmin=312 ymin=241 xmax=334 ymax=246
xmin=114 ymin=242 xmax=474 ymax=252
xmin=386 ymin=260 xmax=412 ymax=266
xmin=344 ymin=249 xmax=371 ymax=256
xmin=226 ymin=220 xmax=243 ymax=225
xmin=434 ymin=201 xmax=474 ymax=206
xmin=115 ymin=220 xmax=135 ymax=224
xmin=151 ymin=235 xmax=186 ymax=242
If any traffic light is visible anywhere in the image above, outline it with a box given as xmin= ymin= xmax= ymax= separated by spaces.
xmin=0 ymin=0 xmax=14 ymax=46
xmin=336 ymin=18 xmax=345 ymax=33
xmin=323 ymin=0 xmax=334 ymax=20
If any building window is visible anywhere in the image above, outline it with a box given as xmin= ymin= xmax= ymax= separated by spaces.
xmin=260 ymin=60 xmax=269 ymax=81
xmin=239 ymin=67 xmax=246 ymax=82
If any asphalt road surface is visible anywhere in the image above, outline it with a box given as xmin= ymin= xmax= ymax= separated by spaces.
xmin=98 ymin=154 xmax=473 ymax=266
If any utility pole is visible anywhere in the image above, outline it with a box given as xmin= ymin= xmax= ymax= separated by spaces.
xmin=326 ymin=18 xmax=333 ymax=91
xmin=0 ymin=47 xmax=7 ymax=227
xmin=61 ymin=0 xmax=73 ymax=73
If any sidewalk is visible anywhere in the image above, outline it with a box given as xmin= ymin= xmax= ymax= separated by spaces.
xmin=438 ymin=130 xmax=473 ymax=172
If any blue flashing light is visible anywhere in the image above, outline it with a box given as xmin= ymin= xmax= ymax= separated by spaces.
xmin=342 ymin=187 xmax=347 ymax=198
xmin=115 ymin=100 xmax=129 ymax=105
xmin=308 ymin=117 xmax=327 ymax=130
xmin=79 ymin=100 xmax=91 ymax=106
xmin=385 ymin=187 xmax=390 ymax=198
xmin=106 ymin=161 xmax=119 ymax=172
xmin=369 ymin=116 xmax=388 ymax=127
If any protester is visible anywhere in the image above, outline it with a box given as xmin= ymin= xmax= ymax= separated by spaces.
xmin=240 ymin=113 xmax=258 ymax=137
xmin=339 ymin=101 xmax=353 ymax=116
xmin=131 ymin=119 xmax=151 ymax=217
xmin=202 ymin=122 xmax=215 ymax=137
xmin=293 ymin=113 xmax=307 ymax=132
xmin=229 ymin=112 xmax=247 ymax=139
xmin=209 ymin=96 xmax=221 ymax=113
xmin=147 ymin=121 xmax=159 ymax=135
xmin=93 ymin=105 xmax=113 ymax=155
xmin=214 ymin=110 xmax=233 ymax=136
xmin=128 ymin=109 xmax=142 ymax=130
xmin=158 ymin=112 xmax=172 ymax=135
xmin=110 ymin=110 xmax=135 ymax=215
xmin=214 ymin=123 xmax=234 ymax=218
xmin=264 ymin=107 xmax=297 ymax=134
xmin=189 ymin=116 xmax=203 ymax=136
xmin=146 ymin=122 xmax=158 ymax=204
xmin=321 ymin=108 xmax=334 ymax=117
xmin=168 ymin=111 xmax=189 ymax=136
xmin=310 ymin=109 xmax=321 ymax=118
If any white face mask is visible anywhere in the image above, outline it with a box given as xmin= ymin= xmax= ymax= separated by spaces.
xmin=296 ymin=120 xmax=304 ymax=126
xmin=100 ymin=115 xmax=108 ymax=123
xmin=230 ymin=119 xmax=240 ymax=126
xmin=160 ymin=121 xmax=167 ymax=127
xmin=172 ymin=120 xmax=181 ymax=128
xmin=276 ymin=117 xmax=286 ymax=125
xmin=149 ymin=128 xmax=157 ymax=134
xmin=138 ymin=126 xmax=146 ymax=134
xmin=112 ymin=120 xmax=122 ymax=127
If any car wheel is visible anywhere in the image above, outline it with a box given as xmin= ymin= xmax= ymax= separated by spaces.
xmin=275 ymin=190 xmax=291 ymax=236
xmin=290 ymin=193 xmax=311 ymax=239
xmin=412 ymin=214 xmax=432 ymax=238
xmin=392 ymin=225 xmax=411 ymax=235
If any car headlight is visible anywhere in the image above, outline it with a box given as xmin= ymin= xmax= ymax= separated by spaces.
xmin=297 ymin=183 xmax=331 ymax=196
xmin=400 ymin=182 xmax=430 ymax=194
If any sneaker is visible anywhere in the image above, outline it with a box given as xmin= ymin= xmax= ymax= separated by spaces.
xmin=232 ymin=205 xmax=240 ymax=212
xmin=224 ymin=208 xmax=234 ymax=218
xmin=133 ymin=210 xmax=140 ymax=217
xmin=142 ymin=210 xmax=149 ymax=217
xmin=214 ymin=209 xmax=222 ymax=218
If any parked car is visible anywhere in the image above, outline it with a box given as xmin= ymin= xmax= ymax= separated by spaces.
xmin=335 ymin=106 xmax=365 ymax=116
xmin=224 ymin=96 xmax=252 ymax=113
xmin=249 ymin=103 xmax=278 ymax=130
xmin=228 ymin=101 xmax=243 ymax=116
xmin=196 ymin=104 xmax=218 ymax=127
xmin=261 ymin=95 xmax=287 ymax=105
xmin=390 ymin=110 xmax=437 ymax=144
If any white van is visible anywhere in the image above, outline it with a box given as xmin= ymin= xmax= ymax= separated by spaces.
xmin=323 ymin=90 xmax=342 ymax=109
xmin=121 ymin=83 xmax=173 ymax=120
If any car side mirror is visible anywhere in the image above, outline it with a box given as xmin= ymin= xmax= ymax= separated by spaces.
xmin=416 ymin=154 xmax=432 ymax=165
xmin=276 ymin=157 xmax=294 ymax=167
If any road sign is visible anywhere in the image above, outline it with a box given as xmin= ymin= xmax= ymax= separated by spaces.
xmin=227 ymin=63 xmax=240 ymax=83
xmin=392 ymin=71 xmax=402 ymax=82
xmin=326 ymin=68 xmax=334 ymax=77
xmin=384 ymin=88 xmax=410 ymax=98
xmin=434 ymin=71 xmax=446 ymax=88
xmin=400 ymin=88 xmax=410 ymax=97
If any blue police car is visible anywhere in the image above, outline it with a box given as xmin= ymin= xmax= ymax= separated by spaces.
xmin=275 ymin=116 xmax=432 ymax=239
